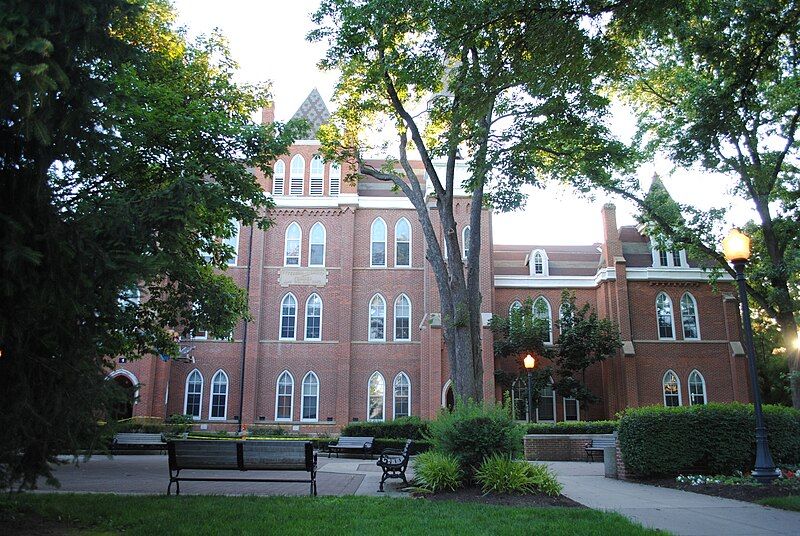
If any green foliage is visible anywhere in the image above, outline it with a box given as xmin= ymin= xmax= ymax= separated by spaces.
xmin=412 ymin=451 xmax=464 ymax=493
xmin=426 ymin=400 xmax=525 ymax=475
xmin=489 ymin=297 xmax=551 ymax=360
xmin=526 ymin=421 xmax=618 ymax=435
xmin=752 ymin=312 xmax=793 ymax=406
xmin=247 ymin=426 xmax=288 ymax=437
xmin=618 ymin=403 xmax=800 ymax=477
xmin=341 ymin=416 xmax=429 ymax=440
xmin=475 ymin=454 xmax=563 ymax=496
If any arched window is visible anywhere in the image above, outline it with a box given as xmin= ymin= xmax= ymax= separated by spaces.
xmin=305 ymin=293 xmax=322 ymax=341
xmin=301 ymin=372 xmax=319 ymax=421
xmin=370 ymin=218 xmax=387 ymax=267
xmin=393 ymin=372 xmax=411 ymax=419
xmin=329 ymin=163 xmax=341 ymax=196
xmin=395 ymin=218 xmax=411 ymax=267
xmin=309 ymin=222 xmax=326 ymax=267
xmin=369 ymin=294 xmax=386 ymax=341
xmin=309 ymin=156 xmax=324 ymax=196
xmin=663 ymin=370 xmax=681 ymax=407
xmin=209 ymin=370 xmax=228 ymax=420
xmin=275 ymin=371 xmax=294 ymax=421
xmin=280 ymin=293 xmax=297 ymax=340
xmin=289 ymin=154 xmax=305 ymax=195
xmin=368 ymin=371 xmax=386 ymax=421
xmin=224 ymin=219 xmax=240 ymax=266
xmin=530 ymin=249 xmax=549 ymax=276
xmin=536 ymin=378 xmax=556 ymax=422
xmin=656 ymin=292 xmax=675 ymax=339
xmin=688 ymin=370 xmax=707 ymax=405
xmin=184 ymin=370 xmax=203 ymax=419
xmin=284 ymin=222 xmax=301 ymax=266
xmin=533 ymin=296 xmax=553 ymax=344
xmin=394 ymin=294 xmax=411 ymax=341
xmin=509 ymin=300 xmax=523 ymax=314
xmin=462 ymin=226 xmax=471 ymax=260
xmin=273 ymin=160 xmax=286 ymax=196
xmin=680 ymin=292 xmax=700 ymax=340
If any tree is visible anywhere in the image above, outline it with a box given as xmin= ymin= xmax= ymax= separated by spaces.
xmin=605 ymin=0 xmax=800 ymax=406
xmin=0 ymin=0 xmax=303 ymax=489
xmin=752 ymin=309 xmax=793 ymax=406
xmin=310 ymin=0 xmax=632 ymax=401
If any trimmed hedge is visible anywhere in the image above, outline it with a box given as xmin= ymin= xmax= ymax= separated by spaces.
xmin=526 ymin=420 xmax=617 ymax=435
xmin=340 ymin=416 xmax=429 ymax=440
xmin=619 ymin=403 xmax=800 ymax=477
xmin=182 ymin=434 xmax=431 ymax=454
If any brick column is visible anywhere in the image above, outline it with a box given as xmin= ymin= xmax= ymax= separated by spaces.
xmin=241 ymin=224 xmax=265 ymax=426
xmin=335 ymin=205 xmax=357 ymax=424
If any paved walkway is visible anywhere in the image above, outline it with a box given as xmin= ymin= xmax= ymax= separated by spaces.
xmin=546 ymin=461 xmax=800 ymax=536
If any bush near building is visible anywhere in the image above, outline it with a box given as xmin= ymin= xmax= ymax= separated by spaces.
xmin=618 ymin=403 xmax=800 ymax=477
xmin=526 ymin=421 xmax=618 ymax=435
xmin=341 ymin=416 xmax=430 ymax=440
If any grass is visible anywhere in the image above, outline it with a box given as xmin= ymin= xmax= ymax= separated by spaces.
xmin=0 ymin=493 xmax=660 ymax=535
xmin=756 ymin=495 xmax=800 ymax=512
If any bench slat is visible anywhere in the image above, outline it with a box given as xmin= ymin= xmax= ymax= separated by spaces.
xmin=243 ymin=441 xmax=309 ymax=470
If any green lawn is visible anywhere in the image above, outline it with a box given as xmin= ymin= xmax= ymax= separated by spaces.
xmin=756 ymin=495 xmax=800 ymax=512
xmin=0 ymin=494 xmax=660 ymax=535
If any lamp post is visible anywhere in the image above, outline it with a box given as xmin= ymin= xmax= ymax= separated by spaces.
xmin=722 ymin=229 xmax=780 ymax=483
xmin=524 ymin=353 xmax=536 ymax=423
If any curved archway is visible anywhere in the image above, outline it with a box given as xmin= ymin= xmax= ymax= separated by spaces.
xmin=441 ymin=380 xmax=455 ymax=411
xmin=107 ymin=369 xmax=139 ymax=420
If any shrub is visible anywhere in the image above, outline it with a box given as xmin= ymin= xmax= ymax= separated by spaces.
xmin=341 ymin=417 xmax=429 ymax=440
xmin=247 ymin=425 xmax=287 ymax=437
xmin=526 ymin=462 xmax=564 ymax=496
xmin=618 ymin=403 xmax=800 ymax=477
xmin=426 ymin=400 xmax=524 ymax=475
xmin=475 ymin=454 xmax=563 ymax=495
xmin=526 ymin=420 xmax=617 ymax=435
xmin=413 ymin=451 xmax=463 ymax=492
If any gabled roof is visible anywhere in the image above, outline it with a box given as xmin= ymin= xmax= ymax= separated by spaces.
xmin=290 ymin=88 xmax=331 ymax=139
xmin=492 ymin=244 xmax=602 ymax=276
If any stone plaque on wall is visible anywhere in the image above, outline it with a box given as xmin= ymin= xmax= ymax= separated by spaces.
xmin=279 ymin=267 xmax=328 ymax=287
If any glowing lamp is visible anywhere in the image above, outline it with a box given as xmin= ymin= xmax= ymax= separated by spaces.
xmin=722 ymin=229 xmax=751 ymax=263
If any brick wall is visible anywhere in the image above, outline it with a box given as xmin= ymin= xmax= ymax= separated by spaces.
xmin=523 ymin=434 xmax=614 ymax=462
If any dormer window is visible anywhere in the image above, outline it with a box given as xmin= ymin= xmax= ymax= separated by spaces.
xmin=529 ymin=249 xmax=549 ymax=277
xmin=651 ymin=238 xmax=687 ymax=268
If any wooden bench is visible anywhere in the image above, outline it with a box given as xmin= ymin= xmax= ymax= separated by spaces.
xmin=113 ymin=433 xmax=166 ymax=453
xmin=167 ymin=440 xmax=317 ymax=496
xmin=323 ymin=436 xmax=374 ymax=459
xmin=376 ymin=439 xmax=413 ymax=492
xmin=584 ymin=436 xmax=616 ymax=462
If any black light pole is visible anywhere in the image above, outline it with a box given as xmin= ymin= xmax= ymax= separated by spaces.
xmin=723 ymin=229 xmax=779 ymax=483
xmin=524 ymin=353 xmax=535 ymax=423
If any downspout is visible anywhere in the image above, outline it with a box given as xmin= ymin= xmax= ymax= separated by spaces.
xmin=237 ymin=223 xmax=256 ymax=434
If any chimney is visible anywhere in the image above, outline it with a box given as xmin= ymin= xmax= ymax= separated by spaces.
xmin=261 ymin=102 xmax=275 ymax=125
xmin=601 ymin=203 xmax=623 ymax=266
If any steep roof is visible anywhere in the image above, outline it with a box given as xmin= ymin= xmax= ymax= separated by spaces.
xmin=290 ymin=88 xmax=331 ymax=139
xmin=492 ymin=244 xmax=602 ymax=276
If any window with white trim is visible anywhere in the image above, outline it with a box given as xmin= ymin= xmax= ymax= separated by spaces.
xmin=275 ymin=371 xmax=294 ymax=421
xmin=209 ymin=370 xmax=228 ymax=420
xmin=273 ymin=160 xmax=285 ymax=195
xmin=462 ymin=226 xmax=471 ymax=260
xmin=301 ymin=371 xmax=319 ymax=421
xmin=289 ymin=154 xmax=304 ymax=195
xmin=536 ymin=379 xmax=556 ymax=422
xmin=223 ymin=219 xmax=240 ymax=266
xmin=394 ymin=294 xmax=411 ymax=341
xmin=280 ymin=293 xmax=297 ymax=340
xmin=651 ymin=238 xmax=687 ymax=268
xmin=656 ymin=292 xmax=675 ymax=339
xmin=368 ymin=371 xmax=385 ymax=421
xmin=395 ymin=218 xmax=411 ymax=267
xmin=309 ymin=222 xmax=326 ymax=267
xmin=680 ymin=292 xmax=700 ymax=340
xmin=184 ymin=370 xmax=203 ymax=419
xmin=663 ymin=370 xmax=681 ymax=407
xmin=310 ymin=156 xmax=324 ymax=196
xmin=688 ymin=370 xmax=706 ymax=405
xmin=370 ymin=218 xmax=387 ymax=267
xmin=533 ymin=296 xmax=553 ymax=344
xmin=369 ymin=294 xmax=386 ymax=341
xmin=305 ymin=293 xmax=322 ymax=341
xmin=564 ymin=397 xmax=579 ymax=421
xmin=509 ymin=300 xmax=522 ymax=314
xmin=530 ymin=249 xmax=549 ymax=276
xmin=284 ymin=222 xmax=301 ymax=266
xmin=329 ymin=163 xmax=341 ymax=196
xmin=393 ymin=372 xmax=411 ymax=419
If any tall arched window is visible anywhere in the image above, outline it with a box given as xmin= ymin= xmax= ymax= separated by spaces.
xmin=369 ymin=294 xmax=386 ymax=341
xmin=224 ymin=219 xmax=240 ymax=266
xmin=209 ymin=370 xmax=228 ymax=420
xmin=289 ymin=154 xmax=304 ymax=195
xmin=462 ymin=226 xmax=471 ymax=260
xmin=305 ymin=293 xmax=322 ymax=341
xmin=395 ymin=218 xmax=411 ymax=267
xmin=301 ymin=371 xmax=319 ymax=421
xmin=394 ymin=294 xmax=411 ymax=341
xmin=370 ymin=218 xmax=387 ymax=267
xmin=680 ymin=292 xmax=700 ymax=340
xmin=329 ymin=163 xmax=341 ymax=196
xmin=275 ymin=371 xmax=294 ymax=421
xmin=309 ymin=222 xmax=326 ymax=267
xmin=284 ymin=222 xmax=301 ymax=266
xmin=184 ymin=370 xmax=203 ymax=419
xmin=393 ymin=372 xmax=411 ymax=419
xmin=533 ymin=296 xmax=553 ymax=344
xmin=536 ymin=378 xmax=556 ymax=422
xmin=530 ymin=249 xmax=549 ymax=276
xmin=688 ymin=370 xmax=707 ymax=405
xmin=280 ymin=293 xmax=297 ymax=340
xmin=309 ymin=156 xmax=324 ymax=196
xmin=656 ymin=292 xmax=675 ymax=339
xmin=368 ymin=371 xmax=386 ymax=421
xmin=509 ymin=300 xmax=523 ymax=314
xmin=273 ymin=160 xmax=286 ymax=196
xmin=663 ymin=370 xmax=681 ymax=407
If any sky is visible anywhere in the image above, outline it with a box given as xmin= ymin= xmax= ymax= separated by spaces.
xmin=172 ymin=0 xmax=752 ymax=246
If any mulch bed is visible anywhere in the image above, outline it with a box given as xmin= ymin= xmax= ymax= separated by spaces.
xmin=422 ymin=485 xmax=584 ymax=508
xmin=636 ymin=477 xmax=800 ymax=503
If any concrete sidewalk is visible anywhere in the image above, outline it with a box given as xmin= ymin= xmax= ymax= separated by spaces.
xmin=547 ymin=462 xmax=800 ymax=536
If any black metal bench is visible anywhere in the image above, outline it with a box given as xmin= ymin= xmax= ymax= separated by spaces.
xmin=584 ymin=436 xmax=616 ymax=462
xmin=113 ymin=433 xmax=166 ymax=453
xmin=167 ymin=440 xmax=317 ymax=496
xmin=324 ymin=436 xmax=374 ymax=459
xmin=377 ymin=439 xmax=413 ymax=492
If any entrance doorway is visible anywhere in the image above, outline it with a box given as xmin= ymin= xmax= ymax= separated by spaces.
xmin=442 ymin=381 xmax=455 ymax=411
xmin=111 ymin=375 xmax=135 ymax=420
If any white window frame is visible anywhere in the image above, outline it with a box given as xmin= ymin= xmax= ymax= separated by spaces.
xmin=536 ymin=378 xmax=557 ymax=423
xmin=304 ymin=293 xmax=323 ymax=341
xmin=309 ymin=156 xmax=324 ymax=196
xmin=308 ymin=222 xmax=326 ymax=267
xmin=656 ymin=292 xmax=676 ymax=340
xmin=680 ymin=292 xmax=701 ymax=340
xmin=462 ymin=226 xmax=471 ymax=260
xmin=273 ymin=160 xmax=286 ymax=196
xmin=650 ymin=238 xmax=688 ymax=268
xmin=280 ymin=293 xmax=297 ymax=341
xmin=530 ymin=249 xmax=549 ymax=276
xmin=329 ymin=162 xmax=341 ymax=196
xmin=563 ymin=397 xmax=580 ymax=421
xmin=184 ymin=369 xmax=204 ymax=420
xmin=688 ymin=369 xmax=707 ymax=405
xmin=509 ymin=300 xmax=522 ymax=314
xmin=663 ymin=369 xmax=682 ymax=407
xmin=394 ymin=217 xmax=412 ymax=267
xmin=393 ymin=372 xmax=411 ymax=419
xmin=275 ymin=370 xmax=294 ymax=422
xmin=368 ymin=293 xmax=387 ymax=342
xmin=289 ymin=154 xmax=305 ymax=196
xmin=208 ymin=370 xmax=228 ymax=421
xmin=394 ymin=294 xmax=411 ymax=341
xmin=301 ymin=371 xmax=320 ymax=422
xmin=284 ymin=222 xmax=302 ymax=266
xmin=370 ymin=217 xmax=387 ymax=267
xmin=533 ymin=296 xmax=553 ymax=344
xmin=224 ymin=219 xmax=240 ymax=266
xmin=367 ymin=371 xmax=386 ymax=422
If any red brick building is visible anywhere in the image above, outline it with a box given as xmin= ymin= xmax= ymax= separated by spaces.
xmin=112 ymin=90 xmax=752 ymax=432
